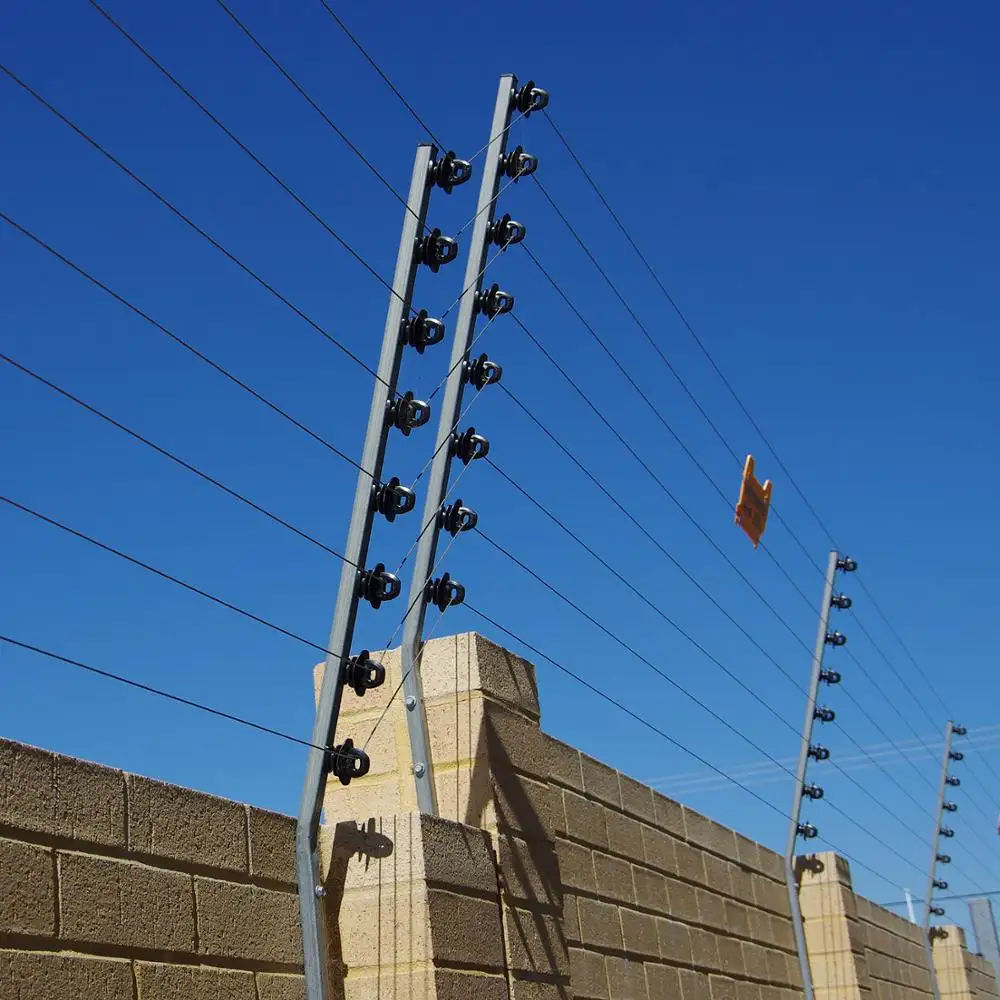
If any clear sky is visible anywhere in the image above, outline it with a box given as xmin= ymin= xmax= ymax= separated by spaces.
xmin=2 ymin=0 xmax=999 ymax=936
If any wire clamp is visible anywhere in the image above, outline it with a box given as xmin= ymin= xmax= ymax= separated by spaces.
xmin=402 ymin=310 xmax=446 ymax=353
xmin=374 ymin=477 xmax=416 ymax=522
xmin=431 ymin=151 xmax=472 ymax=193
xmin=513 ymin=79 xmax=549 ymax=116
xmin=426 ymin=572 xmax=465 ymax=611
xmin=808 ymin=744 xmax=830 ymax=761
xmin=500 ymin=145 xmax=538 ymax=181
xmin=342 ymin=650 xmax=387 ymax=697
xmin=814 ymin=706 xmax=835 ymax=723
xmin=803 ymin=783 xmax=824 ymax=800
xmin=830 ymin=593 xmax=852 ymax=610
xmin=440 ymin=499 xmax=478 ymax=536
xmin=939 ymin=826 xmax=954 ymax=838
xmin=824 ymin=631 xmax=847 ymax=647
xmin=451 ymin=426 xmax=490 ymax=465
xmin=465 ymin=353 xmax=503 ymax=390
xmin=819 ymin=668 xmax=841 ymax=685
xmin=418 ymin=228 xmax=459 ymax=272
xmin=797 ymin=823 xmax=818 ymax=839
xmin=326 ymin=738 xmax=370 ymax=786
xmin=388 ymin=391 xmax=431 ymax=435
xmin=836 ymin=556 xmax=858 ymax=572
xmin=477 ymin=283 xmax=515 ymax=318
xmin=488 ymin=213 xmax=526 ymax=248
xmin=358 ymin=563 xmax=401 ymax=609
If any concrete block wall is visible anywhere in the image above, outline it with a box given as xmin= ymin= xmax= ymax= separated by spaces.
xmin=0 ymin=736 xmax=304 ymax=999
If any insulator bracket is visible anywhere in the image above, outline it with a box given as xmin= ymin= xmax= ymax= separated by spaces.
xmin=440 ymin=499 xmax=478 ymax=536
xmin=388 ymin=391 xmax=431 ymax=435
xmin=326 ymin=738 xmax=370 ymax=786
xmin=803 ymin=784 xmax=824 ymax=800
xmin=431 ymin=151 xmax=472 ymax=193
xmin=939 ymin=827 xmax=955 ymax=838
xmin=477 ymin=283 xmax=515 ymax=318
xmin=499 ymin=144 xmax=538 ymax=181
xmin=465 ymin=353 xmax=503 ymax=390
xmin=342 ymin=650 xmax=387 ymax=698
xmin=418 ymin=228 xmax=459 ymax=272
xmin=950 ymin=750 xmax=965 ymax=761
xmin=374 ymin=477 xmax=416 ymax=522
xmin=933 ymin=879 xmax=949 ymax=890
xmin=946 ymin=775 xmax=961 ymax=786
xmin=831 ymin=593 xmax=853 ymax=610
xmin=825 ymin=631 xmax=847 ymax=647
xmin=513 ymin=79 xmax=549 ymax=116
xmin=836 ymin=556 xmax=858 ymax=572
xmin=451 ymin=426 xmax=490 ymax=465
xmin=488 ymin=213 xmax=526 ymax=249
xmin=402 ymin=310 xmax=446 ymax=353
xmin=814 ymin=706 xmax=836 ymax=723
xmin=358 ymin=563 xmax=401 ymax=609
xmin=819 ymin=668 xmax=841 ymax=685
xmin=426 ymin=572 xmax=465 ymax=612
xmin=797 ymin=823 xmax=818 ymax=839
xmin=937 ymin=853 xmax=952 ymax=864
xmin=808 ymin=744 xmax=830 ymax=761
xmin=942 ymin=802 xmax=958 ymax=812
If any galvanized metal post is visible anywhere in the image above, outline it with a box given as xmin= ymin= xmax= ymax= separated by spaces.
xmin=922 ymin=719 xmax=966 ymax=1000
xmin=295 ymin=142 xmax=469 ymax=1000
xmin=784 ymin=549 xmax=856 ymax=1000
xmin=398 ymin=74 xmax=547 ymax=815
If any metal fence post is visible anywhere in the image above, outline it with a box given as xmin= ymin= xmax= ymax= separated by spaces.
xmin=784 ymin=549 xmax=856 ymax=1000
xmin=295 ymin=142 xmax=470 ymax=1000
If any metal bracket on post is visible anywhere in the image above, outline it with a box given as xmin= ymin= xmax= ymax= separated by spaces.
xmin=295 ymin=142 xmax=468 ymax=1000
xmin=923 ymin=720 xmax=966 ymax=1000
xmin=397 ymin=74 xmax=546 ymax=816
xmin=784 ymin=549 xmax=856 ymax=1000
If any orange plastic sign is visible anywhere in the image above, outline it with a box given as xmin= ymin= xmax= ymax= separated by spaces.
xmin=735 ymin=455 xmax=772 ymax=548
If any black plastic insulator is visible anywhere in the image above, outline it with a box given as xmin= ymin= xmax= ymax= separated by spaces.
xmin=513 ymin=79 xmax=549 ymax=116
xmin=940 ymin=827 xmax=955 ymax=838
xmin=825 ymin=631 xmax=847 ymax=647
xmin=440 ymin=499 xmax=478 ymax=537
xmin=814 ymin=706 xmax=836 ymax=723
xmin=431 ymin=151 xmax=472 ymax=193
xmin=465 ymin=353 xmax=503 ymax=390
xmin=809 ymin=744 xmax=830 ymax=761
xmin=937 ymin=853 xmax=952 ymax=864
xmin=477 ymin=283 xmax=515 ymax=318
xmin=342 ymin=650 xmax=387 ymax=698
xmin=930 ymin=906 xmax=946 ymax=917
xmin=388 ymin=391 xmax=431 ymax=436
xmin=803 ymin=784 xmax=824 ymax=800
xmin=836 ymin=556 xmax=858 ymax=572
xmin=374 ymin=477 xmax=416 ymax=522
xmin=946 ymin=775 xmax=961 ymax=786
xmin=327 ymin=738 xmax=370 ymax=786
xmin=950 ymin=750 xmax=965 ymax=761
xmin=426 ymin=572 xmax=465 ymax=612
xmin=451 ymin=426 xmax=490 ymax=465
xmin=358 ymin=563 xmax=401 ymax=609
xmin=797 ymin=823 xmax=818 ymax=839
xmin=953 ymin=725 xmax=968 ymax=736
xmin=418 ymin=228 xmax=459 ymax=272
xmin=831 ymin=593 xmax=853 ymax=610
xmin=402 ymin=310 xmax=446 ymax=354
xmin=942 ymin=802 xmax=958 ymax=812
xmin=934 ymin=879 xmax=949 ymax=891
xmin=499 ymin=144 xmax=538 ymax=182
xmin=819 ymin=668 xmax=841 ymax=685
xmin=488 ymin=213 xmax=526 ymax=249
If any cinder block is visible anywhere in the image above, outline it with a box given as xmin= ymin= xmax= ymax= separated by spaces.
xmin=556 ymin=838 xmax=596 ymax=893
xmin=498 ymin=834 xmax=562 ymax=907
xmin=483 ymin=700 xmax=554 ymax=785
xmin=632 ymin=865 xmax=667 ymax=911
xmin=435 ymin=968 xmax=510 ymax=1000
xmin=430 ymin=888 xmax=505 ymax=970
xmin=664 ymin=876 xmax=700 ymax=923
xmin=683 ymin=809 xmax=737 ymax=862
xmin=717 ymin=935 xmax=746 ymax=976
xmin=248 ymin=807 xmax=296 ymax=885
xmin=507 ymin=978 xmax=573 ymax=1000
xmin=621 ymin=907 xmax=659 ymax=958
xmin=724 ymin=900 xmax=751 ymax=937
xmin=765 ymin=947 xmax=789 ymax=984
xmin=579 ymin=897 xmax=624 ymax=951
xmin=421 ymin=815 xmax=497 ymax=897
xmin=0 ymin=949 xmax=133 ymax=998
xmin=594 ymin=851 xmax=635 ymax=904
xmin=736 ymin=981 xmax=762 ymax=1000
xmin=128 ymin=774 xmax=247 ymax=873
xmin=645 ymin=963 xmax=681 ymax=999
xmin=756 ymin=848 xmax=784 ymax=883
xmin=619 ymin=775 xmax=656 ymax=824
xmin=564 ymin=790 xmax=610 ymax=850
xmin=742 ymin=941 xmax=769 ymax=980
xmin=641 ymin=825 xmax=679 ymax=876
xmin=735 ymin=836 xmax=762 ymax=874
xmin=605 ymin=956 xmax=649 ymax=1000
xmin=133 ymin=962 xmax=256 ymax=999
xmin=769 ymin=914 xmax=795 ymax=951
xmin=809 ymin=950 xmax=860 ymax=990
xmin=690 ymin=927 xmax=721 ymax=971
xmin=333 ymin=883 xmax=431 ymax=970
xmin=504 ymin=905 xmax=570 ymax=977
xmin=326 ymin=777 xmax=402 ymax=829
xmin=58 ymin=852 xmax=194 ymax=951
xmin=710 ymin=975 xmax=737 ymax=1000
xmin=696 ymin=888 xmax=728 ymax=930
xmin=609 ymin=814 xmax=645 ymax=863
xmin=257 ymin=973 xmax=307 ymax=1000
xmin=675 ymin=840 xmax=707 ymax=885
xmin=0 ymin=738 xmax=125 ymax=847
xmin=564 ymin=893 xmax=582 ymax=944
xmin=581 ymin=754 xmax=622 ymax=809
xmin=546 ymin=737 xmax=584 ymax=792
xmin=702 ymin=854 xmax=734 ymax=897
xmin=492 ymin=772 xmax=561 ymax=842
xmin=653 ymin=792 xmax=685 ymax=838
xmin=679 ymin=968 xmax=712 ymax=1000
xmin=0 ymin=837 xmax=55 ymax=937
xmin=570 ymin=947 xmax=610 ymax=1000
xmin=195 ymin=878 xmax=301 ymax=964
xmin=729 ymin=865 xmax=755 ymax=905
xmin=657 ymin=917 xmax=693 ymax=964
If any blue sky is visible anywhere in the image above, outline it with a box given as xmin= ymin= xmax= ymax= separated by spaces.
xmin=2 ymin=0 xmax=999 ymax=932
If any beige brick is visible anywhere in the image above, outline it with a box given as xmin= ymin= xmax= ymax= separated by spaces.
xmin=430 ymin=888 xmax=505 ymax=970
xmin=0 ymin=837 xmax=55 ymax=937
xmin=570 ymin=947 xmax=610 ymax=1000
xmin=657 ymin=917 xmax=693 ymax=964
xmin=333 ymin=883 xmax=431 ymax=969
xmin=736 ymin=981 xmax=762 ymax=1000
xmin=676 ymin=840 xmax=707 ymax=884
xmin=697 ymin=888 xmax=728 ymax=930
xmin=746 ymin=907 xmax=771 ymax=945
xmin=765 ymin=947 xmax=789 ymax=984
xmin=563 ymin=893 xmax=582 ymax=944
xmin=757 ymin=848 xmax=784 ymax=883
xmin=684 ymin=809 xmax=738 ymax=862
xmin=621 ymin=908 xmax=659 ymax=958
xmin=770 ymin=914 xmax=795 ymax=951
xmin=580 ymin=897 xmax=624 ymax=951
xmin=680 ymin=968 xmax=712 ymax=1000
xmin=504 ymin=905 xmax=569 ymax=977
xmin=128 ymin=774 xmax=247 ymax=873
xmin=134 ymin=963 xmax=255 ymax=999
xmin=665 ymin=876 xmax=700 ymax=923
xmin=641 ymin=825 xmax=678 ymax=875
xmin=690 ymin=927 xmax=721 ymax=970
xmin=735 ymin=835 xmax=762 ymax=873
xmin=58 ymin=852 xmax=194 ymax=951
xmin=0 ymin=739 xmax=125 ymax=847
xmin=498 ymin=835 xmax=562 ymax=907
xmin=556 ymin=838 xmax=596 ymax=893
xmin=609 ymin=814 xmax=645 ymax=862
xmin=606 ymin=956 xmax=649 ymax=1000
xmin=645 ymin=963 xmax=682 ymax=998
xmin=327 ymin=777 xmax=402 ymax=827
xmin=742 ymin=941 xmax=769 ymax=980
xmin=710 ymin=975 xmax=737 ymax=1000
xmin=435 ymin=968 xmax=510 ymax=1000
xmin=492 ymin=772 xmax=561 ymax=841
xmin=547 ymin=737 xmax=584 ymax=792
xmin=421 ymin=816 xmax=497 ymax=896
xmin=565 ymin=790 xmax=610 ymax=849
xmin=632 ymin=865 xmax=667 ymax=911
xmin=652 ymin=792 xmax=685 ymax=838
xmin=582 ymin=754 xmax=622 ymax=809
xmin=482 ymin=700 xmax=553 ymax=785
xmin=619 ymin=775 xmax=655 ymax=824
xmin=339 ymin=968 xmax=435 ymax=1000
xmin=508 ymin=978 xmax=572 ymax=1000
xmin=595 ymin=851 xmax=635 ymax=904
xmin=702 ymin=854 xmax=734 ymax=897
xmin=810 ymin=950 xmax=860 ymax=990
xmin=729 ymin=865 xmax=755 ymax=904
xmin=725 ymin=900 xmax=751 ymax=937
xmin=0 ymin=949 xmax=133 ymax=998
xmin=195 ymin=878 xmax=301 ymax=964
xmin=257 ymin=973 xmax=306 ymax=1000
xmin=248 ymin=807 xmax=296 ymax=884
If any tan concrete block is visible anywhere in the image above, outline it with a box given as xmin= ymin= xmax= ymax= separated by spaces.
xmin=0 ymin=739 xmax=125 ymax=847
xmin=134 ymin=963 xmax=256 ymax=999
xmin=482 ymin=700 xmax=554 ymax=785
xmin=810 ymin=950 xmax=860 ymax=990
xmin=805 ymin=915 xmax=861 ymax=956
xmin=632 ymin=865 xmax=667 ymax=911
xmin=746 ymin=906 xmax=771 ymax=944
xmin=0 ymin=949 xmax=133 ymax=998
xmin=564 ymin=893 xmax=582 ymax=944
xmin=556 ymin=837 xmax=596 ymax=893
xmin=729 ymin=865 xmax=755 ymax=905
xmin=0 ymin=837 xmax=55 ymax=937
xmin=676 ymin=841 xmax=707 ymax=884
xmin=690 ymin=927 xmax=721 ymax=971
xmin=435 ymin=968 xmax=510 ymax=1000
xmin=127 ymin=774 xmax=247 ymax=873
xmin=799 ymin=882 xmax=849 ymax=920
xmin=434 ymin=761 xmax=485 ymax=827
xmin=340 ymin=969 xmax=433 ymax=1000
xmin=341 ymin=712 xmax=399 ymax=779
xmin=646 ymin=963 xmax=682 ymax=999
xmin=683 ymin=809 xmax=737 ymax=862
xmin=697 ymin=888 xmax=728 ymax=931
xmin=247 ymin=807 xmax=296 ymax=884
xmin=421 ymin=815 xmax=497 ymax=896
xmin=717 ymin=935 xmax=746 ymax=976
xmin=757 ymin=848 xmax=784 ymax=883
xmin=333 ymin=882 xmax=431 ymax=970
xmin=736 ymin=981 xmax=762 ymax=1000
xmin=735 ymin=835 xmax=762 ymax=874
xmin=765 ymin=947 xmax=790 ymax=984
xmin=595 ymin=851 xmax=635 ymax=904
xmin=665 ymin=876 xmax=700 ymax=923
xmin=579 ymin=897 xmax=624 ymax=951
xmin=570 ymin=947 xmax=610 ymax=1000
xmin=710 ymin=975 xmax=737 ymax=1000
xmin=430 ymin=888 xmax=505 ymax=970
xmin=641 ymin=825 xmax=679 ymax=875
xmin=426 ymin=695 xmax=482 ymax=770
xmin=508 ymin=978 xmax=573 ymax=1000
xmin=657 ymin=917 xmax=693 ymax=964
xmin=606 ymin=956 xmax=649 ymax=1000
xmin=58 ymin=852 xmax=193 ymax=951
xmin=769 ymin=914 xmax=795 ymax=951
xmin=504 ymin=905 xmax=570 ymax=977
xmin=742 ymin=941 xmax=769 ymax=980
xmin=609 ymin=814 xmax=645 ymax=862
xmin=326 ymin=777 xmax=402 ymax=828
xmin=195 ymin=878 xmax=301 ymax=964
xmin=680 ymin=969 xmax=712 ymax=1000
xmin=498 ymin=834 xmax=562 ymax=907
xmin=565 ymin=789 xmax=610 ymax=849
xmin=702 ymin=855 xmax=734 ymax=897
xmin=621 ymin=908 xmax=659 ymax=958
xmin=653 ymin=792 xmax=686 ymax=838
xmin=546 ymin=736 xmax=584 ymax=792
xmin=256 ymin=973 xmax=306 ymax=1000
xmin=582 ymin=754 xmax=622 ymax=809
xmin=752 ymin=876 xmax=785 ymax=915
xmin=492 ymin=772 xmax=561 ymax=841
xmin=725 ymin=900 xmax=751 ymax=937
xmin=619 ymin=775 xmax=656 ymax=824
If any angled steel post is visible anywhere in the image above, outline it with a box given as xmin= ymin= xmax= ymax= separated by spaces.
xmin=296 ymin=142 xmax=469 ymax=1000
xmin=398 ymin=74 xmax=547 ymax=815
xmin=922 ymin=719 xmax=966 ymax=1000
xmin=784 ymin=549 xmax=856 ymax=1000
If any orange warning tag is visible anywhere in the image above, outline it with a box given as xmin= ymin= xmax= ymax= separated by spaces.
xmin=735 ymin=455 xmax=772 ymax=548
